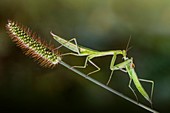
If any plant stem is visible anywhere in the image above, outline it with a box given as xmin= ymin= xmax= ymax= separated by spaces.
xmin=59 ymin=61 xmax=159 ymax=113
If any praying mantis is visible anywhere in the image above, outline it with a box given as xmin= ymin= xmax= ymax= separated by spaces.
xmin=50 ymin=32 xmax=154 ymax=105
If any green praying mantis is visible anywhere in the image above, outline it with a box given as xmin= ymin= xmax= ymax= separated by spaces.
xmin=50 ymin=32 xmax=154 ymax=105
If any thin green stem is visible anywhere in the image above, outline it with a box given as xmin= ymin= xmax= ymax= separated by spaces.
xmin=59 ymin=61 xmax=159 ymax=113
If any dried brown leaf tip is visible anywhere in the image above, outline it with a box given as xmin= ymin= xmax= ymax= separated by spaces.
xmin=6 ymin=20 xmax=61 ymax=68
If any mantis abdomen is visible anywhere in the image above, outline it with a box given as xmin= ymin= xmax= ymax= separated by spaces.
xmin=128 ymin=65 xmax=151 ymax=103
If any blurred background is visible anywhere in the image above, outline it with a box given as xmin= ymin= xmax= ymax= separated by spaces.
xmin=0 ymin=0 xmax=169 ymax=112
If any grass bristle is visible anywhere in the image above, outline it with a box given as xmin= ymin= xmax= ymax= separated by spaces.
xmin=6 ymin=20 xmax=61 ymax=68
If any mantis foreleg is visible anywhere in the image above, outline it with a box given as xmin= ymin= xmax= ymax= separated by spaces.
xmin=106 ymin=57 xmax=129 ymax=85
xmin=106 ymin=53 xmax=117 ymax=85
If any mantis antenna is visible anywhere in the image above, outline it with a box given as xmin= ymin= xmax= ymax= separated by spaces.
xmin=126 ymin=35 xmax=132 ymax=53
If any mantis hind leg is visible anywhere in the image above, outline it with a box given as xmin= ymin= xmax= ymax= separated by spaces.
xmin=72 ymin=56 xmax=100 ymax=76
xmin=60 ymin=52 xmax=80 ymax=57
xmin=53 ymin=38 xmax=80 ymax=54
xmin=139 ymin=79 xmax=154 ymax=102
xmin=87 ymin=59 xmax=100 ymax=76
xmin=128 ymin=78 xmax=139 ymax=102
xmin=72 ymin=56 xmax=89 ymax=69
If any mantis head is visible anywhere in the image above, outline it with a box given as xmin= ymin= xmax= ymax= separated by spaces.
xmin=122 ymin=50 xmax=135 ymax=69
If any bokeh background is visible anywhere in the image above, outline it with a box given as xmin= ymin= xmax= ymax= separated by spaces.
xmin=0 ymin=0 xmax=169 ymax=112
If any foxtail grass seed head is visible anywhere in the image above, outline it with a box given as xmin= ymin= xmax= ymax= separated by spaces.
xmin=6 ymin=20 xmax=61 ymax=68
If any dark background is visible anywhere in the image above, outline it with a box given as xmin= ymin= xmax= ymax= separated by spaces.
xmin=0 ymin=0 xmax=169 ymax=113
